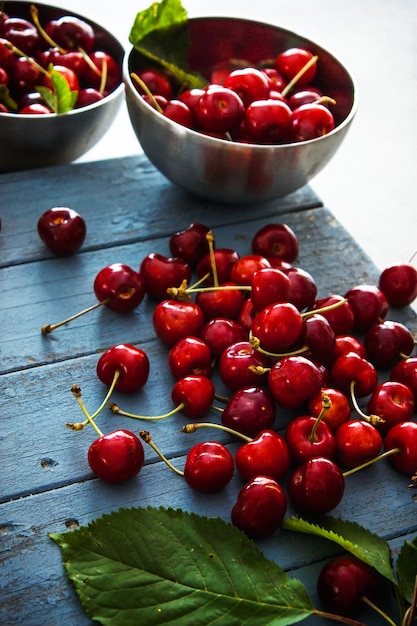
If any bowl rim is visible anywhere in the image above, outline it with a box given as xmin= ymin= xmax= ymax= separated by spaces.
xmin=124 ymin=15 xmax=358 ymax=150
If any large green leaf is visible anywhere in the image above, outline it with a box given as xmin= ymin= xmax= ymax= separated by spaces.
xmin=128 ymin=0 xmax=206 ymax=90
xmin=396 ymin=537 xmax=417 ymax=604
xmin=282 ymin=515 xmax=397 ymax=584
xmin=50 ymin=506 xmax=314 ymax=625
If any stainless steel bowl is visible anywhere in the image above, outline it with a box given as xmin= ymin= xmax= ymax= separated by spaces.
xmin=0 ymin=2 xmax=125 ymax=173
xmin=124 ymin=17 xmax=357 ymax=204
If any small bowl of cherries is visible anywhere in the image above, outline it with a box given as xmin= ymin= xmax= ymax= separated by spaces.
xmin=124 ymin=9 xmax=358 ymax=204
xmin=0 ymin=1 xmax=124 ymax=173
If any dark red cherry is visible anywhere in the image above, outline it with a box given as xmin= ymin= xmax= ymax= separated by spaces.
xmin=169 ymin=222 xmax=211 ymax=267
xmin=167 ymin=336 xmax=213 ymax=379
xmin=200 ymin=317 xmax=248 ymax=357
xmin=44 ymin=15 xmax=95 ymax=52
xmin=171 ymin=375 xmax=215 ymax=418
xmin=378 ymin=263 xmax=417 ymax=307
xmin=184 ymin=441 xmax=234 ymax=492
xmin=88 ymin=429 xmax=144 ymax=483
xmin=390 ymin=357 xmax=417 ymax=403
xmin=218 ymin=341 xmax=269 ymax=391
xmin=344 ymin=284 xmax=389 ymax=332
xmin=383 ymin=420 xmax=417 ymax=474
xmin=152 ymin=300 xmax=205 ymax=348
xmin=335 ymin=419 xmax=382 ymax=469
xmin=367 ymin=381 xmax=415 ymax=435
xmin=221 ymin=386 xmax=276 ymax=438
xmin=285 ymin=415 xmax=336 ymax=464
xmin=364 ymin=320 xmax=415 ymax=369
xmin=268 ymin=355 xmax=323 ymax=410
xmin=235 ymin=430 xmax=291 ymax=482
xmin=96 ymin=343 xmax=150 ymax=394
xmin=287 ymin=456 xmax=345 ymax=514
xmin=37 ymin=207 xmax=86 ymax=256
xmin=140 ymin=252 xmax=192 ymax=301
xmin=231 ymin=476 xmax=287 ymax=539
xmin=251 ymin=222 xmax=299 ymax=263
xmin=93 ymin=263 xmax=146 ymax=313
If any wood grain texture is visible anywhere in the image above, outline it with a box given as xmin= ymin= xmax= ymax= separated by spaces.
xmin=0 ymin=156 xmax=416 ymax=626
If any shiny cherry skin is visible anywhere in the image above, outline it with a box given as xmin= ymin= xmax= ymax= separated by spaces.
xmin=300 ymin=313 xmax=335 ymax=368
xmin=178 ymin=88 xmax=205 ymax=112
xmin=96 ymin=343 xmax=150 ymax=394
xmin=134 ymin=67 xmax=173 ymax=99
xmin=251 ymin=301 xmax=303 ymax=353
xmin=390 ymin=357 xmax=417 ymax=403
xmin=0 ymin=16 xmax=40 ymax=56
xmin=194 ymin=84 xmax=245 ymax=133
xmin=223 ymin=67 xmax=270 ymax=106
xmin=262 ymin=67 xmax=286 ymax=93
xmin=312 ymin=294 xmax=355 ymax=335
xmin=252 ymin=222 xmax=299 ymax=263
xmin=44 ymin=15 xmax=95 ymax=52
xmin=250 ymin=267 xmax=291 ymax=312
xmin=285 ymin=267 xmax=318 ymax=311
xmin=308 ymin=388 xmax=351 ymax=432
xmin=344 ymin=284 xmax=389 ymax=332
xmin=367 ymin=381 xmax=415 ymax=435
xmin=331 ymin=351 xmax=378 ymax=398
xmin=229 ymin=254 xmax=271 ymax=285
xmin=218 ymin=341 xmax=270 ymax=391
xmin=235 ymin=430 xmax=291 ymax=482
xmin=335 ymin=419 xmax=382 ymax=469
xmin=167 ymin=336 xmax=213 ymax=379
xmin=288 ymin=87 xmax=322 ymax=109
xmin=169 ymin=222 xmax=211 ymax=267
xmin=244 ymin=99 xmax=292 ymax=143
xmin=75 ymin=88 xmax=104 ymax=107
xmin=171 ymin=374 xmax=215 ymax=418
xmin=20 ymin=103 xmax=51 ymax=114
xmin=378 ymin=263 xmax=417 ymax=307
xmin=196 ymin=248 xmax=240 ymax=285
xmin=291 ymin=103 xmax=335 ymax=141
xmin=317 ymin=555 xmax=380 ymax=617
xmin=221 ymin=385 xmax=276 ymax=438
xmin=37 ymin=207 xmax=86 ymax=256
xmin=9 ymin=56 xmax=42 ymax=95
xmin=383 ymin=421 xmax=417 ymax=474
xmin=196 ymin=282 xmax=245 ymax=322
xmin=140 ymin=252 xmax=192 ymax=301
xmin=152 ymin=300 xmax=204 ymax=347
xmin=38 ymin=47 xmax=89 ymax=81
xmin=268 ymin=355 xmax=323 ymax=410
xmin=287 ymin=456 xmax=345 ymax=514
xmin=275 ymin=47 xmax=317 ymax=86
xmin=88 ymin=429 xmax=144 ymax=483
xmin=93 ymin=263 xmax=145 ymax=313
xmin=237 ymin=297 xmax=257 ymax=331
xmin=333 ymin=334 xmax=366 ymax=360
xmin=0 ymin=36 xmax=15 ymax=70
xmin=84 ymin=50 xmax=121 ymax=93
xmin=163 ymin=99 xmax=194 ymax=128
xmin=364 ymin=320 xmax=414 ymax=369
xmin=183 ymin=441 xmax=234 ymax=492
xmin=231 ymin=476 xmax=287 ymax=539
xmin=285 ymin=415 xmax=336 ymax=464
xmin=200 ymin=317 xmax=248 ymax=357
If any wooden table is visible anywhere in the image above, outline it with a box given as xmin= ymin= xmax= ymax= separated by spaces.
xmin=1 ymin=155 xmax=416 ymax=625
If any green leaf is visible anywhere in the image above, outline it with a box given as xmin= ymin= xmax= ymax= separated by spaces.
xmin=36 ymin=66 xmax=78 ymax=114
xmin=50 ymin=506 xmax=314 ymax=625
xmin=282 ymin=515 xmax=397 ymax=584
xmin=128 ymin=0 xmax=206 ymax=90
xmin=396 ymin=537 xmax=417 ymax=604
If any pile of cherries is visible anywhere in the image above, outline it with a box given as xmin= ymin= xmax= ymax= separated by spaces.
xmin=132 ymin=46 xmax=337 ymax=143
xmin=0 ymin=5 xmax=122 ymax=114
xmin=40 ymin=209 xmax=417 ymax=620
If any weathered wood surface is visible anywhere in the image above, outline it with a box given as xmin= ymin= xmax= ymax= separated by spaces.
xmin=0 ymin=155 xmax=416 ymax=626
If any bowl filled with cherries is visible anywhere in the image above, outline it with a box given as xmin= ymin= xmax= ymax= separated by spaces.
xmin=0 ymin=1 xmax=124 ymax=173
xmin=124 ymin=9 xmax=358 ymax=203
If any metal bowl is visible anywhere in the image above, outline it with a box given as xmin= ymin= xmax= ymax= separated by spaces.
xmin=0 ymin=1 xmax=125 ymax=173
xmin=124 ymin=17 xmax=357 ymax=204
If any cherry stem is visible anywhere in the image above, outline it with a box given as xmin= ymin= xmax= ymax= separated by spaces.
xmin=349 ymin=380 xmax=384 ymax=426
xmin=402 ymin=575 xmax=417 ymax=626
xmin=181 ymin=421 xmax=252 ymax=442
xmin=5 ymin=41 xmax=48 ymax=76
xmin=206 ymin=230 xmax=219 ymax=288
xmin=66 ymin=370 xmax=121 ymax=430
xmin=361 ymin=596 xmax=397 ymax=626
xmin=312 ymin=609 xmax=368 ymax=626
xmin=139 ymin=430 xmax=184 ymax=476
xmin=41 ymin=298 xmax=111 ymax=335
xmin=70 ymin=384 xmax=103 ymax=437
xmin=131 ymin=72 xmax=164 ymax=113
xmin=308 ymin=393 xmax=331 ymax=442
xmin=342 ymin=447 xmax=401 ymax=477
xmin=109 ymin=401 xmax=185 ymax=420
xmin=30 ymin=4 xmax=66 ymax=53
xmin=249 ymin=331 xmax=310 ymax=358
xmin=281 ymin=54 xmax=319 ymax=98
xmin=98 ymin=56 xmax=108 ymax=95
xmin=301 ymin=298 xmax=349 ymax=320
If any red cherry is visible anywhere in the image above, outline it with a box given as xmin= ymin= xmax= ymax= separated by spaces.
xmin=223 ymin=67 xmax=270 ymax=107
xmin=252 ymin=223 xmax=300 ymax=263
xmin=344 ymin=284 xmax=389 ymax=332
xmin=299 ymin=313 xmax=335 ymax=368
xmin=200 ymin=317 xmax=248 ymax=357
xmin=285 ymin=415 xmax=336 ymax=464
xmin=229 ymin=254 xmax=271 ymax=285
xmin=152 ymin=300 xmax=204 ymax=348
xmin=331 ymin=352 xmax=378 ymax=398
xmin=262 ymin=67 xmax=286 ymax=93
xmin=9 ymin=56 xmax=43 ymax=95
xmin=37 ymin=207 xmax=86 ymax=256
xmin=288 ymin=87 xmax=322 ymax=109
xmin=0 ymin=17 xmax=40 ymax=56
xmin=196 ymin=248 xmax=240 ymax=285
xmin=169 ymin=222 xmax=211 ymax=267
xmin=287 ymin=456 xmax=345 ymax=514
xmin=285 ymin=267 xmax=318 ymax=311
xmin=268 ymin=355 xmax=323 ymax=410
xmin=163 ymin=99 xmax=194 ymax=128
xmin=134 ymin=67 xmax=173 ymax=99
xmin=178 ymin=88 xmax=205 ymax=112
xmin=183 ymin=441 xmax=234 ymax=492
xmin=291 ymin=103 xmax=335 ymax=141
xmin=231 ymin=476 xmax=287 ymax=538
xmin=96 ymin=344 xmax=150 ymax=394
xmin=218 ymin=341 xmax=269 ymax=391
xmin=317 ymin=555 xmax=380 ymax=617
xmin=250 ymin=267 xmax=291 ymax=312
xmin=378 ymin=263 xmax=417 ymax=307
xmin=167 ymin=336 xmax=213 ymax=379
xmin=44 ymin=15 xmax=95 ymax=52
xmin=367 ymin=381 xmax=415 ymax=435
xmin=87 ymin=429 xmax=144 ymax=483
xmin=275 ymin=47 xmax=317 ymax=86
xmin=364 ymin=320 xmax=415 ymax=369
xmin=0 ymin=36 xmax=16 ymax=70
xmin=93 ymin=263 xmax=146 ymax=313
xmin=140 ymin=252 xmax=192 ymax=301
xmin=335 ymin=419 xmax=382 ymax=469
xmin=384 ymin=421 xmax=417 ymax=474
xmin=221 ymin=386 xmax=276 ymax=438
xmin=19 ymin=103 xmax=51 ymax=114
xmin=235 ymin=430 xmax=291 ymax=482
xmin=196 ymin=282 xmax=245 ymax=322
xmin=244 ymin=99 xmax=292 ymax=143
xmin=171 ymin=374 xmax=215 ymax=418
xmin=237 ymin=297 xmax=257 ymax=332
xmin=251 ymin=302 xmax=303 ymax=353
xmin=308 ymin=388 xmax=351 ymax=432
xmin=84 ymin=50 xmax=121 ymax=93
xmin=390 ymin=357 xmax=417 ymax=403
xmin=75 ymin=88 xmax=104 ymax=108
xmin=333 ymin=334 xmax=366 ymax=360
xmin=312 ymin=295 xmax=355 ymax=335
xmin=43 ymin=65 xmax=80 ymax=92
xmin=194 ymin=84 xmax=245 ymax=133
